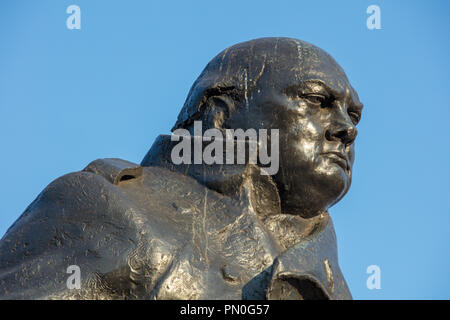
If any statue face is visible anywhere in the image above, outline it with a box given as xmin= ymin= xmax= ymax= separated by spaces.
xmin=224 ymin=46 xmax=363 ymax=217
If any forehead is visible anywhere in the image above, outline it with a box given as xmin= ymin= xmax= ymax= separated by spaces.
xmin=260 ymin=42 xmax=362 ymax=107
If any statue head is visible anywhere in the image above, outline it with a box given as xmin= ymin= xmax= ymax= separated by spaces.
xmin=173 ymin=37 xmax=363 ymax=218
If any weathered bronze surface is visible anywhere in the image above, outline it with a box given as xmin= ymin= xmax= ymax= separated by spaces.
xmin=0 ymin=37 xmax=362 ymax=300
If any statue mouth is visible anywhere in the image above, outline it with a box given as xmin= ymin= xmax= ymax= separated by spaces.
xmin=321 ymin=152 xmax=349 ymax=171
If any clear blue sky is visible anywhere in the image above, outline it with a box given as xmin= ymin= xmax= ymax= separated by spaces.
xmin=1 ymin=0 xmax=449 ymax=299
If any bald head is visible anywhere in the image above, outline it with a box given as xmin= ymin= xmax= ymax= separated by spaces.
xmin=173 ymin=37 xmax=361 ymax=132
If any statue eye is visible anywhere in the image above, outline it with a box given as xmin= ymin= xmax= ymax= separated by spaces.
xmin=302 ymin=94 xmax=328 ymax=107
xmin=348 ymin=111 xmax=361 ymax=125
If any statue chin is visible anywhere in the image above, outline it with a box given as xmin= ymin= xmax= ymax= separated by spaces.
xmin=278 ymin=166 xmax=351 ymax=218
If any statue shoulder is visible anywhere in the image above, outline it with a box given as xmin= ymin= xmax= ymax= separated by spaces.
xmin=14 ymin=158 xmax=144 ymax=222
xmin=82 ymin=158 xmax=143 ymax=185
xmin=2 ymin=158 xmax=146 ymax=250
xmin=29 ymin=158 xmax=144 ymax=216
xmin=0 ymin=159 xmax=175 ymax=299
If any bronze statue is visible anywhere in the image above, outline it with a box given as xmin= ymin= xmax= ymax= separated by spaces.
xmin=0 ymin=37 xmax=363 ymax=299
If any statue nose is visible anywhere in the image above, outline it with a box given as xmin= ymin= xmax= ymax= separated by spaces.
xmin=325 ymin=123 xmax=357 ymax=146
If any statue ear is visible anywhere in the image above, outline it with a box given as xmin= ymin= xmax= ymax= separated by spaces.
xmin=203 ymin=94 xmax=236 ymax=129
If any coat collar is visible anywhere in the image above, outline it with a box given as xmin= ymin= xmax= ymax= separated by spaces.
xmin=141 ymin=134 xmax=351 ymax=299
xmin=141 ymin=134 xmax=281 ymax=219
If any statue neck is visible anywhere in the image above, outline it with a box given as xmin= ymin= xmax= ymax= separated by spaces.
xmin=142 ymin=134 xmax=330 ymax=251
xmin=141 ymin=134 xmax=281 ymax=215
